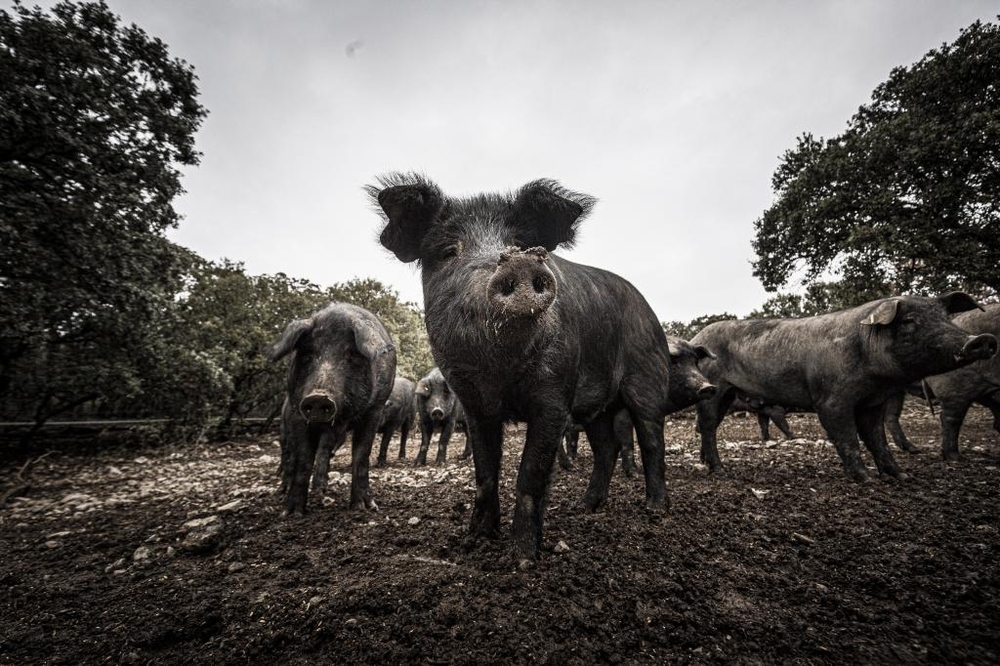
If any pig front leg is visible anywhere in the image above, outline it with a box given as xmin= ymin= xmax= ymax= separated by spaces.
xmin=856 ymin=403 xmax=905 ymax=481
xmin=435 ymin=418 xmax=456 ymax=464
xmin=511 ymin=414 xmax=565 ymax=563
xmin=468 ymin=416 xmax=504 ymax=540
xmin=284 ymin=421 xmax=320 ymax=516
xmin=414 ymin=419 xmax=433 ymax=466
xmin=580 ymin=412 xmax=618 ymax=512
xmin=348 ymin=414 xmax=380 ymax=511
xmin=817 ymin=404 xmax=868 ymax=483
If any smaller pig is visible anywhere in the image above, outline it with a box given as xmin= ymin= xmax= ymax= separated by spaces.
xmin=728 ymin=394 xmax=795 ymax=441
xmin=267 ymin=302 xmax=396 ymax=515
xmin=562 ymin=337 xmax=716 ymax=479
xmin=375 ymin=377 xmax=416 ymax=467
xmin=414 ymin=367 xmax=468 ymax=465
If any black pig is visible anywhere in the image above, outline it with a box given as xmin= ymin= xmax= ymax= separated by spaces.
xmin=691 ymin=294 xmax=997 ymax=481
xmin=728 ymin=394 xmax=795 ymax=441
xmin=414 ymin=367 xmax=467 ymax=465
xmin=375 ymin=376 xmax=416 ymax=467
xmin=883 ymin=304 xmax=1000 ymax=459
xmin=370 ymin=173 xmax=685 ymax=562
xmin=268 ymin=302 xmax=396 ymax=515
xmin=562 ymin=336 xmax=716 ymax=475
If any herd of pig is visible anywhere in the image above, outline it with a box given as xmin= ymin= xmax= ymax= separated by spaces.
xmin=265 ymin=174 xmax=1000 ymax=566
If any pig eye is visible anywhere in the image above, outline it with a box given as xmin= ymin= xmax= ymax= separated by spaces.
xmin=440 ymin=244 xmax=461 ymax=260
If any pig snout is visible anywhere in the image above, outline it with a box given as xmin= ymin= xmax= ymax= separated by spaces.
xmin=430 ymin=407 xmax=445 ymax=421
xmin=486 ymin=246 xmax=557 ymax=318
xmin=300 ymin=392 xmax=337 ymax=423
xmin=697 ymin=384 xmax=717 ymax=400
xmin=958 ymin=333 xmax=998 ymax=362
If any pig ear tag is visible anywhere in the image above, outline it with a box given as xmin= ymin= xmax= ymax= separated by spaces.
xmin=861 ymin=300 xmax=898 ymax=326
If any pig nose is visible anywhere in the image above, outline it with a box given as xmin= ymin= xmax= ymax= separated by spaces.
xmin=960 ymin=333 xmax=998 ymax=361
xmin=431 ymin=407 xmax=444 ymax=421
xmin=300 ymin=392 xmax=337 ymax=423
xmin=487 ymin=246 xmax=557 ymax=318
xmin=697 ymin=384 xmax=717 ymax=400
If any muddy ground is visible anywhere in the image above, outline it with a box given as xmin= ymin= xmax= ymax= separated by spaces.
xmin=2 ymin=405 xmax=999 ymax=665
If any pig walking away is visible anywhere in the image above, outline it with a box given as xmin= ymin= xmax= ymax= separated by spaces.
xmin=375 ymin=376 xmax=416 ymax=467
xmin=414 ymin=367 xmax=467 ymax=465
xmin=885 ymin=304 xmax=1000 ymax=460
xmin=268 ymin=302 xmax=396 ymax=515
xmin=370 ymin=173 xmax=685 ymax=563
xmin=692 ymin=294 xmax=997 ymax=481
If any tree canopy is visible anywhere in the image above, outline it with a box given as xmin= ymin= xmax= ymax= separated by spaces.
xmin=0 ymin=0 xmax=206 ymax=424
xmin=752 ymin=18 xmax=1000 ymax=300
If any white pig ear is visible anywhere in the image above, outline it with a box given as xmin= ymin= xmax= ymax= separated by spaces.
xmin=366 ymin=173 xmax=444 ymax=263
xmin=861 ymin=299 xmax=899 ymax=326
xmin=938 ymin=291 xmax=983 ymax=314
xmin=266 ymin=318 xmax=313 ymax=362
xmin=513 ymin=179 xmax=597 ymax=251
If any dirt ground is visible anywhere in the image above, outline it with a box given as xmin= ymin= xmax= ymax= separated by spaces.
xmin=2 ymin=405 xmax=1000 ymax=665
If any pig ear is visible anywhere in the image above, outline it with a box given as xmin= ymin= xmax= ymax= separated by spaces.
xmin=861 ymin=299 xmax=899 ymax=326
xmin=367 ymin=174 xmax=444 ymax=263
xmin=513 ymin=179 xmax=597 ymax=251
xmin=351 ymin=319 xmax=395 ymax=361
xmin=266 ymin=318 xmax=313 ymax=362
xmin=694 ymin=344 xmax=716 ymax=360
xmin=938 ymin=291 xmax=984 ymax=314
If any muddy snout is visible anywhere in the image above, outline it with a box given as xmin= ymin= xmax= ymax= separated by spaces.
xmin=300 ymin=391 xmax=337 ymax=423
xmin=486 ymin=246 xmax=557 ymax=318
xmin=430 ymin=407 xmax=445 ymax=422
xmin=958 ymin=333 xmax=998 ymax=362
xmin=697 ymin=384 xmax=718 ymax=400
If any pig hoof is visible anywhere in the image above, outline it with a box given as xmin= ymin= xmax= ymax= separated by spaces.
xmin=644 ymin=498 xmax=670 ymax=513
xmin=375 ymin=458 xmax=387 ymax=468
xmin=848 ymin=470 xmax=869 ymax=484
xmin=942 ymin=452 xmax=960 ymax=462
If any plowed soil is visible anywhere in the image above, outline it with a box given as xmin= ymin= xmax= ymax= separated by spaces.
xmin=2 ymin=406 xmax=999 ymax=665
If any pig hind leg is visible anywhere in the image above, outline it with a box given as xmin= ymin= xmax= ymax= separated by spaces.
xmin=398 ymin=417 xmax=412 ymax=459
xmin=375 ymin=427 xmax=393 ymax=467
xmin=939 ymin=399 xmax=972 ymax=461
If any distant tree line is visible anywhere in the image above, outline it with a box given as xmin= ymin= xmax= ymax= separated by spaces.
xmin=0 ymin=1 xmax=433 ymax=439
xmin=3 ymin=2 xmax=998 ymax=438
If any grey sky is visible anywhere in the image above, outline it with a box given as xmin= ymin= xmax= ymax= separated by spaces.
xmin=105 ymin=0 xmax=998 ymax=322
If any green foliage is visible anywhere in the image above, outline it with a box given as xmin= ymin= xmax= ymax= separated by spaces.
xmin=0 ymin=1 xmax=207 ymax=424
xmin=662 ymin=313 xmax=738 ymax=340
xmin=168 ymin=264 xmax=433 ymax=436
xmin=753 ymin=18 xmax=1000 ymax=299
xmin=747 ymin=281 xmax=892 ymax=319
xmin=326 ymin=278 xmax=433 ymax=381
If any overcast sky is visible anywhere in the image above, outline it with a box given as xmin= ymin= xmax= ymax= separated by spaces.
xmin=103 ymin=0 xmax=997 ymax=322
